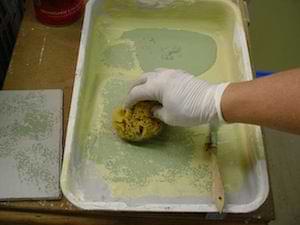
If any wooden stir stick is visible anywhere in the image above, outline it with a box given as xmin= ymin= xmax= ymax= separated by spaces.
xmin=205 ymin=127 xmax=225 ymax=213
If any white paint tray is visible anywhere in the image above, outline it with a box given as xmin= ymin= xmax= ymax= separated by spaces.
xmin=61 ymin=0 xmax=269 ymax=213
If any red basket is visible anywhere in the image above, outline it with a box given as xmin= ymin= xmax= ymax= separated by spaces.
xmin=33 ymin=0 xmax=85 ymax=26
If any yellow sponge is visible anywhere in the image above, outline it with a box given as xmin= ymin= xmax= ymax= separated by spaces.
xmin=112 ymin=101 xmax=163 ymax=142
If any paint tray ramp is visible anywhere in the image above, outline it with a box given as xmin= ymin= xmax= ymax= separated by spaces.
xmin=61 ymin=0 xmax=269 ymax=213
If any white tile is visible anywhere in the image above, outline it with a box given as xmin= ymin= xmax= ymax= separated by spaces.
xmin=0 ymin=90 xmax=63 ymax=200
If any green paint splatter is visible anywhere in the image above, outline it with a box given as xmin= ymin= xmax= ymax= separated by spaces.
xmin=14 ymin=143 xmax=57 ymax=193
xmin=101 ymin=43 xmax=134 ymax=69
xmin=122 ymin=28 xmax=217 ymax=75
xmin=12 ymin=110 xmax=54 ymax=140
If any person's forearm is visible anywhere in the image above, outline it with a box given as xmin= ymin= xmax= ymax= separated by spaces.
xmin=221 ymin=69 xmax=300 ymax=134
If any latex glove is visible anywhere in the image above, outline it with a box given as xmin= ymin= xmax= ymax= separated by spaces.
xmin=125 ymin=69 xmax=230 ymax=127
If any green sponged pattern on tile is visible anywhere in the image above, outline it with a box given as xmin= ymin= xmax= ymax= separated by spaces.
xmin=0 ymin=90 xmax=62 ymax=199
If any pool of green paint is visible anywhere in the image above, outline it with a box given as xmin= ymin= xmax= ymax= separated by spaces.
xmin=121 ymin=28 xmax=217 ymax=74
xmin=96 ymin=27 xmax=217 ymax=75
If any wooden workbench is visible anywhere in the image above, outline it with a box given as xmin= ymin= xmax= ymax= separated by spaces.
xmin=0 ymin=1 xmax=274 ymax=224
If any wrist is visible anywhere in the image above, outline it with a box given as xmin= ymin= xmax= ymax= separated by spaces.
xmin=221 ymin=82 xmax=251 ymax=123
xmin=214 ymin=82 xmax=231 ymax=123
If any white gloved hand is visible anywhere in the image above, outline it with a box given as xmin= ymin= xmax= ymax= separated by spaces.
xmin=125 ymin=69 xmax=230 ymax=127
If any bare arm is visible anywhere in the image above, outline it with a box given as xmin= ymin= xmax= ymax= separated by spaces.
xmin=126 ymin=68 xmax=300 ymax=134
xmin=222 ymin=69 xmax=300 ymax=134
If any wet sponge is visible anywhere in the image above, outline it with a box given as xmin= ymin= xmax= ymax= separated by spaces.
xmin=112 ymin=101 xmax=163 ymax=142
